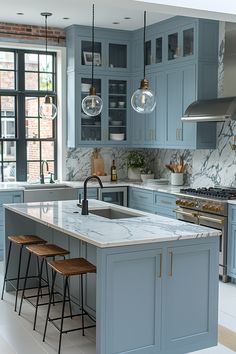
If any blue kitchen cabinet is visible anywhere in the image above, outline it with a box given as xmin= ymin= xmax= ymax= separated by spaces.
xmin=0 ymin=191 xmax=23 ymax=259
xmin=227 ymin=205 xmax=236 ymax=278
xmin=129 ymin=187 xmax=154 ymax=213
xmin=78 ymin=187 xmax=98 ymax=202
xmin=154 ymin=192 xmax=177 ymax=219
xmin=100 ymin=237 xmax=218 ymax=353
xmin=163 ymin=241 xmax=218 ymax=352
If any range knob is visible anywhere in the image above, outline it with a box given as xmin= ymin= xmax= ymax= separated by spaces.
xmin=176 ymin=199 xmax=182 ymax=205
xmin=202 ymin=203 xmax=210 ymax=210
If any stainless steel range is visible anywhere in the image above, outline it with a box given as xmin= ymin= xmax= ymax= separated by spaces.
xmin=175 ymin=187 xmax=236 ymax=283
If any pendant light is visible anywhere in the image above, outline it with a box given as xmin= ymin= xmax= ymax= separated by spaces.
xmin=39 ymin=12 xmax=57 ymax=120
xmin=82 ymin=4 xmax=103 ymax=117
xmin=131 ymin=11 xmax=156 ymax=114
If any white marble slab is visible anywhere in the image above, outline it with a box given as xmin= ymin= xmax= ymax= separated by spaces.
xmin=4 ymin=200 xmax=220 ymax=248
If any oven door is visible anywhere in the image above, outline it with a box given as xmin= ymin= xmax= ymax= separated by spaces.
xmin=174 ymin=207 xmax=199 ymax=224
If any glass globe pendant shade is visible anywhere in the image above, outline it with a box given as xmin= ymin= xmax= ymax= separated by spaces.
xmin=82 ymin=87 xmax=103 ymax=117
xmin=131 ymin=79 xmax=156 ymax=114
xmin=40 ymin=95 xmax=57 ymax=120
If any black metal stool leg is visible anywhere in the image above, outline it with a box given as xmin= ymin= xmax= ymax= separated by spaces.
xmin=1 ymin=241 xmax=12 ymax=300
xmin=43 ymin=270 xmax=56 ymax=342
xmin=14 ymin=245 xmax=23 ymax=312
xmin=45 ymin=261 xmax=50 ymax=298
xmin=19 ymin=251 xmax=32 ymax=315
xmin=66 ymin=278 xmax=73 ymax=319
xmin=81 ymin=274 xmax=85 ymax=336
xmin=33 ymin=257 xmax=44 ymax=330
xmin=58 ymin=276 xmax=68 ymax=354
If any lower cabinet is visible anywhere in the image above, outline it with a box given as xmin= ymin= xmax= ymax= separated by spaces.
xmin=78 ymin=187 xmax=98 ymax=202
xmin=128 ymin=187 xmax=154 ymax=213
xmin=100 ymin=238 xmax=218 ymax=354
xmin=0 ymin=191 xmax=23 ymax=259
xmin=154 ymin=192 xmax=177 ymax=219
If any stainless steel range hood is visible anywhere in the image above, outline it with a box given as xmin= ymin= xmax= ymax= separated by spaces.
xmin=181 ymin=97 xmax=236 ymax=122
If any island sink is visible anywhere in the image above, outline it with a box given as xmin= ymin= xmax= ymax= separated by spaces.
xmin=89 ymin=207 xmax=142 ymax=219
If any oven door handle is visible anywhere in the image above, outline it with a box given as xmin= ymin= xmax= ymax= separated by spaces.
xmin=198 ymin=215 xmax=224 ymax=225
xmin=174 ymin=209 xmax=198 ymax=219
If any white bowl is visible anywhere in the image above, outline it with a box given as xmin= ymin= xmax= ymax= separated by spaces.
xmin=110 ymin=120 xmax=122 ymax=126
xmin=140 ymin=174 xmax=155 ymax=182
xmin=118 ymin=101 xmax=125 ymax=108
xmin=81 ymin=83 xmax=91 ymax=92
xmin=110 ymin=133 xmax=125 ymax=141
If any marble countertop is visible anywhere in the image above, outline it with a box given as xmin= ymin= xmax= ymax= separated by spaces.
xmin=4 ymin=199 xmax=220 ymax=248
xmin=0 ymin=180 xmax=186 ymax=196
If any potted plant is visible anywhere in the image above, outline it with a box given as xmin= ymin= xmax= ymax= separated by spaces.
xmin=127 ymin=151 xmax=145 ymax=180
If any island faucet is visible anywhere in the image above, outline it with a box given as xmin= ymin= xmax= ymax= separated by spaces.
xmin=81 ymin=175 xmax=103 ymax=215
xmin=40 ymin=160 xmax=49 ymax=184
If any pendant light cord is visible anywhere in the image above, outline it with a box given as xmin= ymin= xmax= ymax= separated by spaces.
xmin=92 ymin=4 xmax=95 ymax=88
xmin=143 ymin=11 xmax=146 ymax=79
xmin=44 ymin=14 xmax=48 ymax=92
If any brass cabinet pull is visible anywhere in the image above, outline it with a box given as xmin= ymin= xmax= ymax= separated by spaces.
xmin=159 ymin=253 xmax=162 ymax=278
xmin=169 ymin=251 xmax=173 ymax=277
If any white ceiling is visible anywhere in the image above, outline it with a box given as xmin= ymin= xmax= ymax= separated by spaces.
xmin=2 ymin=0 xmax=236 ymax=31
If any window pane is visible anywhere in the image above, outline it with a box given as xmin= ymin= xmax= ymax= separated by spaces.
xmin=27 ymin=161 xmax=40 ymax=181
xmin=25 ymin=53 xmax=38 ymax=71
xmin=0 ymin=51 xmax=14 ymax=70
xmin=41 ymin=141 xmax=54 ymax=161
xmin=4 ymin=162 xmax=16 ymax=181
xmin=40 ymin=118 xmax=53 ymax=138
xmin=39 ymin=73 xmax=52 ymax=91
xmin=1 ymin=118 xmax=15 ymax=138
xmin=0 ymin=71 xmax=15 ymax=89
xmin=27 ymin=141 xmax=40 ymax=160
xmin=25 ymin=72 xmax=38 ymax=90
xmin=3 ymin=141 xmax=16 ymax=161
xmin=39 ymin=54 xmax=53 ymax=72
xmin=1 ymin=96 xmax=15 ymax=116
xmin=25 ymin=97 xmax=38 ymax=117
xmin=25 ymin=118 xmax=39 ymax=138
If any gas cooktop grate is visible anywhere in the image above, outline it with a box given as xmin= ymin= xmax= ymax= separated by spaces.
xmin=180 ymin=187 xmax=236 ymax=200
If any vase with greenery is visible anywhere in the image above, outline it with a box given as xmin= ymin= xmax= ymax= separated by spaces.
xmin=127 ymin=151 xmax=145 ymax=180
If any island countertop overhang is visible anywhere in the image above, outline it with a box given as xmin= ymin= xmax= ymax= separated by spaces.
xmin=4 ymin=199 xmax=221 ymax=248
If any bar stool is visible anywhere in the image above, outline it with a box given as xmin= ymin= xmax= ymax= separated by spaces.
xmin=43 ymin=258 xmax=96 ymax=354
xmin=1 ymin=235 xmax=47 ymax=311
xmin=19 ymin=243 xmax=70 ymax=331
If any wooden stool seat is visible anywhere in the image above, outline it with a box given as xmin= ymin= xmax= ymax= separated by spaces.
xmin=48 ymin=258 xmax=96 ymax=276
xmin=26 ymin=244 xmax=69 ymax=258
xmin=8 ymin=235 xmax=46 ymax=245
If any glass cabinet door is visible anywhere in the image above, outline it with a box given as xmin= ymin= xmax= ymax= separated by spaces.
xmin=145 ymin=40 xmax=152 ymax=66
xmin=108 ymin=79 xmax=127 ymax=142
xmin=156 ymin=37 xmax=163 ymax=63
xmin=81 ymin=40 xmax=102 ymax=67
xmin=183 ymin=28 xmax=194 ymax=57
xmin=168 ymin=32 xmax=179 ymax=60
xmin=109 ymin=43 xmax=127 ymax=69
xmin=80 ymin=78 xmax=102 ymax=142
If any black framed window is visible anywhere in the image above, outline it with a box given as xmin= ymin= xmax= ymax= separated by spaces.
xmin=0 ymin=49 xmax=57 ymax=182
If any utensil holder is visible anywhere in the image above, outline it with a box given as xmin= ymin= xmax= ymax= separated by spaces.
xmin=170 ymin=173 xmax=183 ymax=186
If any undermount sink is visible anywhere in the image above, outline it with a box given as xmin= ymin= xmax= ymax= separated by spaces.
xmin=89 ymin=207 xmax=142 ymax=219
xmin=24 ymin=183 xmax=72 ymax=190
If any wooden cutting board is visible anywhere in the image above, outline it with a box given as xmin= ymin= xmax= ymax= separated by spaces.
xmin=91 ymin=150 xmax=105 ymax=176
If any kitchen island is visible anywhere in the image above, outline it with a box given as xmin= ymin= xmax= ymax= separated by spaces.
xmin=4 ymin=200 xmax=220 ymax=354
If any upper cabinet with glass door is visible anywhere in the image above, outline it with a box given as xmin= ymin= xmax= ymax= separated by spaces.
xmin=66 ymin=25 xmax=131 ymax=74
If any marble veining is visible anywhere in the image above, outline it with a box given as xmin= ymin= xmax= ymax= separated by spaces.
xmin=5 ymin=200 xmax=220 ymax=248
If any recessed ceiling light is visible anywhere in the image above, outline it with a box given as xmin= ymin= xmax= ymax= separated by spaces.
xmin=124 ymin=17 xmax=131 ymax=20
xmin=16 ymin=12 xmax=24 ymax=15
xmin=113 ymin=22 xmax=120 ymax=25
xmin=63 ymin=17 xmax=70 ymax=20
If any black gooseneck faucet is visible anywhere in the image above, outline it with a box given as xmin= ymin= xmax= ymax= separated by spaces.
xmin=81 ymin=175 xmax=103 ymax=215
